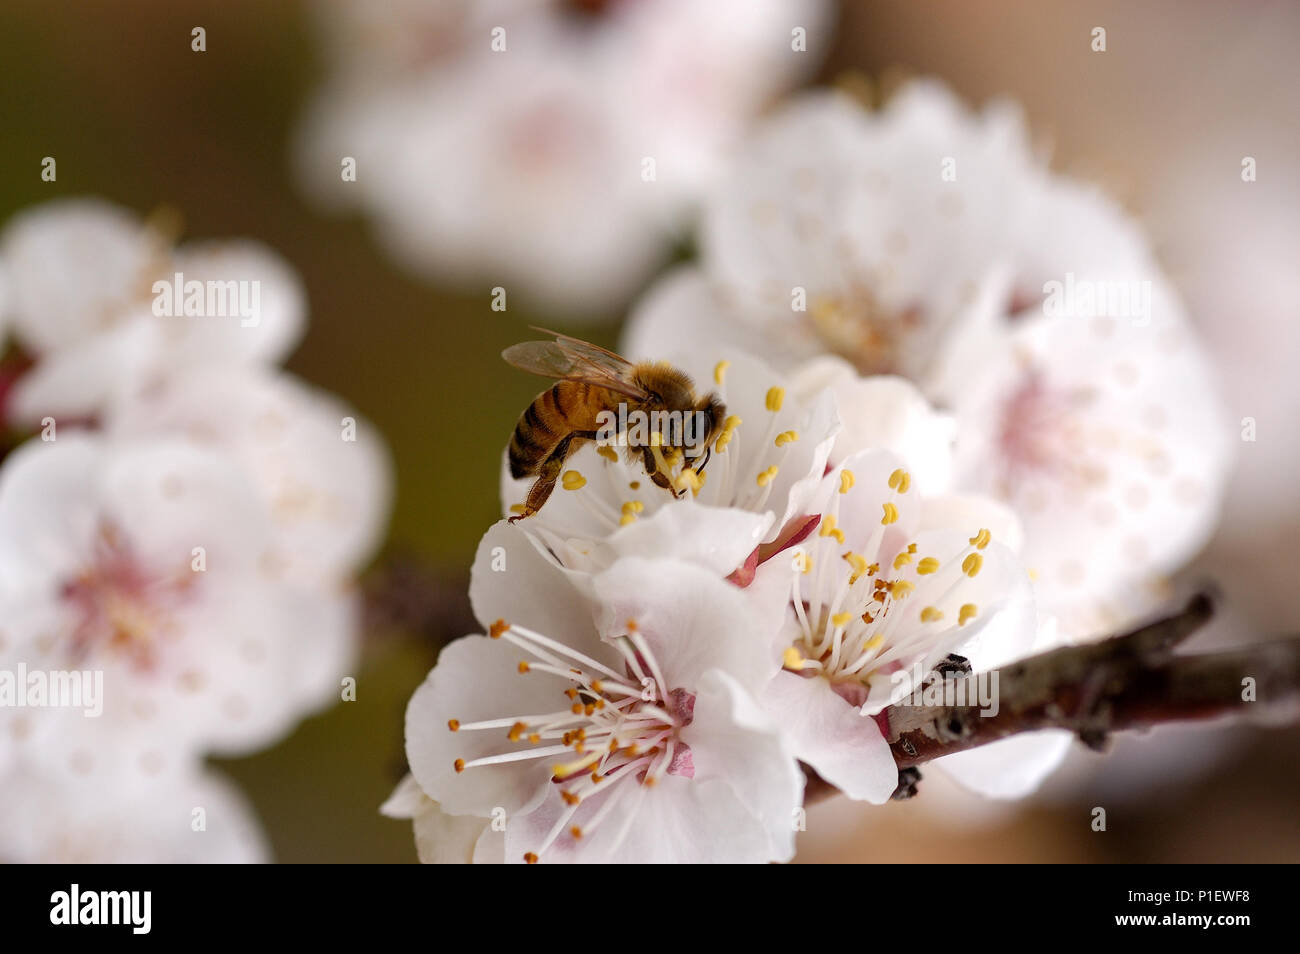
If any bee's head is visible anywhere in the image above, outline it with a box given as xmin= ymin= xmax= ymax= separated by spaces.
xmin=634 ymin=362 xmax=698 ymax=412
xmin=694 ymin=392 xmax=727 ymax=446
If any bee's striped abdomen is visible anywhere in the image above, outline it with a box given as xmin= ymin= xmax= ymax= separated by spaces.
xmin=508 ymin=382 xmax=587 ymax=479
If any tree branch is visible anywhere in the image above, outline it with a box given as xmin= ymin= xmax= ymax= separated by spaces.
xmin=805 ymin=593 xmax=1300 ymax=802
xmin=361 ymin=552 xmax=475 ymax=655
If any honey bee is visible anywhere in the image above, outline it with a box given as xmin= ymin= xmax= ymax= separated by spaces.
xmin=503 ymin=329 xmax=726 ymax=523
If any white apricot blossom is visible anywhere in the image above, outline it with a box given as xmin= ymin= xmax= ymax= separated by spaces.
xmin=0 ymin=436 xmax=355 ymax=792
xmin=0 ymin=198 xmax=304 ymax=424
xmin=105 ymin=365 xmax=391 ymax=585
xmin=297 ymin=0 xmax=832 ymax=316
xmin=758 ymin=448 xmax=1042 ymax=802
xmin=0 ymin=760 xmax=269 ymax=863
xmin=623 ymin=82 xmax=1044 ymax=376
xmin=395 ymin=520 xmax=801 ymax=864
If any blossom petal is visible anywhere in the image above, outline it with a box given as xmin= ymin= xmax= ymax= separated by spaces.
xmin=762 ymin=670 xmax=898 ymax=804
xmin=404 ymin=634 xmax=561 ymax=817
xmin=935 ymin=730 xmax=1075 ymax=799
xmin=684 ymin=669 xmax=803 ymax=862
xmin=591 ymin=557 xmax=786 ymax=697
xmin=790 ymin=356 xmax=955 ymax=490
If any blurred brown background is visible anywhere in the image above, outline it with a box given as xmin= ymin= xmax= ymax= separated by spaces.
xmin=1 ymin=0 xmax=1295 ymax=861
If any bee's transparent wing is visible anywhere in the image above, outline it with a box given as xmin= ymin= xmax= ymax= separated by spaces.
xmin=502 ymin=339 xmax=648 ymax=400
xmin=530 ymin=327 xmax=632 ymax=371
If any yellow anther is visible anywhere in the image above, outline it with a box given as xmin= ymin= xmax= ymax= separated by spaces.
xmin=765 ymin=386 xmax=785 ymax=412
xmin=893 ymin=551 xmax=912 ymax=570
xmin=447 ymin=719 xmax=460 ymax=732
xmin=619 ymin=514 xmax=637 ymax=526
xmin=517 ymin=661 xmax=530 ymax=673
xmin=890 ymin=580 xmax=915 ymax=599
xmin=561 ymin=470 xmax=586 ymax=491
xmin=715 ymin=415 xmax=742 ymax=452
xmin=552 ymin=751 xmax=601 ymax=780
xmin=508 ymin=503 xmax=526 ymax=515
xmin=888 ymin=469 xmax=911 ymax=493
xmin=862 ymin=634 xmax=884 ymax=651
xmin=962 ymin=553 xmax=983 ymax=577
xmin=907 ymin=543 xmax=917 ymax=553
xmin=713 ymin=360 xmax=730 ymax=386
xmin=508 ymin=722 xmax=526 ymax=742
xmin=783 ymin=646 xmax=808 ymax=670
xmin=621 ymin=500 xmax=644 ymax=515
xmin=597 ymin=446 xmax=619 ymax=463
xmin=959 ymin=603 xmax=978 ymax=626
xmin=920 ymin=606 xmax=944 ymax=623
xmin=839 ymin=469 xmax=855 ymax=494
xmin=756 ymin=465 xmax=779 ymax=487
xmin=819 ymin=516 xmax=845 ymax=544
xmin=969 ymin=528 xmax=991 ymax=549
xmin=775 ymin=430 xmax=799 ymax=447
xmin=843 ymin=551 xmax=868 ymax=583
xmin=489 ymin=619 xmax=509 ymax=639
xmin=831 ymin=612 xmax=853 ymax=628
xmin=916 ymin=557 xmax=940 ymax=575
xmin=673 ymin=469 xmax=703 ymax=495
xmin=881 ymin=502 xmax=899 ymax=525
xmin=799 ymin=553 xmax=813 ymax=574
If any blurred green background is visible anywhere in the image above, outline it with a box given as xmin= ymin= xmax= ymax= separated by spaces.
xmin=2 ymin=0 xmax=1295 ymax=862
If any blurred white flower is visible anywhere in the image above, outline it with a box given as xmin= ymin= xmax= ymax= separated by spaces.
xmin=501 ymin=353 xmax=838 ymax=581
xmin=933 ymin=277 xmax=1233 ymax=638
xmin=106 ymin=365 xmax=391 ymax=585
xmin=623 ymin=80 xmax=1233 ymax=638
xmin=624 ymin=83 xmax=1044 ymax=374
xmin=0 ymin=760 xmax=269 ymax=863
xmin=758 ymin=448 xmax=1053 ymax=801
xmin=0 ymin=198 xmax=304 ymax=424
xmin=0 ymin=436 xmax=355 ymax=791
xmin=297 ymin=0 xmax=832 ymax=316
xmin=395 ymin=520 xmax=801 ymax=863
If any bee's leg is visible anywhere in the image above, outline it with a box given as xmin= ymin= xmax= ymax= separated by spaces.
xmin=508 ymin=475 xmax=552 ymax=523
xmin=697 ymin=445 xmax=713 ymax=475
xmin=639 ymin=445 xmax=676 ymax=494
xmin=510 ymin=431 xmax=607 ymax=521
xmin=509 ymin=436 xmax=576 ymax=522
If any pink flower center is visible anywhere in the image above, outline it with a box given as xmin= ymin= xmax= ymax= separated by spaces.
xmin=60 ymin=524 xmax=191 ymax=670
xmin=997 ymin=371 xmax=1100 ymax=492
xmin=450 ymin=619 xmax=697 ymax=862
